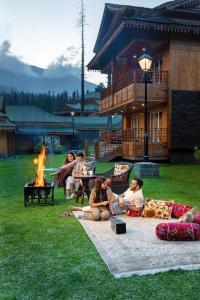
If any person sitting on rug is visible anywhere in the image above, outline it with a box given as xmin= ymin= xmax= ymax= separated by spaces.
xmin=50 ymin=151 xmax=76 ymax=199
xmin=70 ymin=176 xmax=116 ymax=221
xmin=112 ymin=177 xmax=145 ymax=216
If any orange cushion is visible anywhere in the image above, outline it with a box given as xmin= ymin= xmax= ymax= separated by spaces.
xmin=142 ymin=199 xmax=174 ymax=219
xmin=113 ymin=164 xmax=129 ymax=175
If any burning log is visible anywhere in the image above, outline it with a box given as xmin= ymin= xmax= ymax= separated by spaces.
xmin=33 ymin=146 xmax=46 ymax=187
xmin=24 ymin=146 xmax=54 ymax=207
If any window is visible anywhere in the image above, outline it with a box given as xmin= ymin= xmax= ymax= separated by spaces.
xmin=153 ymin=59 xmax=163 ymax=83
xmin=150 ymin=112 xmax=162 ymax=143
xmin=37 ymin=135 xmax=60 ymax=145
xmin=132 ymin=115 xmax=140 ymax=142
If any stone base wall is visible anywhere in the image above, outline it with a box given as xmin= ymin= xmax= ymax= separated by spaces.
xmin=134 ymin=162 xmax=160 ymax=177
xmin=169 ymin=150 xmax=195 ymax=163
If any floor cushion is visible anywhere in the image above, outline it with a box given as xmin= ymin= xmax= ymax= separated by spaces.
xmin=193 ymin=212 xmax=200 ymax=225
xmin=171 ymin=203 xmax=192 ymax=218
xmin=127 ymin=210 xmax=141 ymax=217
xmin=178 ymin=207 xmax=197 ymax=223
xmin=142 ymin=199 xmax=174 ymax=219
xmin=156 ymin=222 xmax=200 ymax=241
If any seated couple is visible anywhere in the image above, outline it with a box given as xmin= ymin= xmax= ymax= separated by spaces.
xmin=71 ymin=176 xmax=144 ymax=221
xmin=50 ymin=151 xmax=85 ymax=199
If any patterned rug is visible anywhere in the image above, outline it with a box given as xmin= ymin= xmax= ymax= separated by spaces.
xmin=73 ymin=212 xmax=200 ymax=278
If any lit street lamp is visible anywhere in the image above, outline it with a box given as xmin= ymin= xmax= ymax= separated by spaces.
xmin=71 ymin=111 xmax=75 ymax=145
xmin=138 ymin=52 xmax=153 ymax=162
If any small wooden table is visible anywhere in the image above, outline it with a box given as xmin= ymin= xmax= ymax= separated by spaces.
xmin=74 ymin=175 xmax=97 ymax=204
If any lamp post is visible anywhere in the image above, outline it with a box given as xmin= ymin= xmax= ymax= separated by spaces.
xmin=138 ymin=53 xmax=153 ymax=162
xmin=71 ymin=111 xmax=75 ymax=145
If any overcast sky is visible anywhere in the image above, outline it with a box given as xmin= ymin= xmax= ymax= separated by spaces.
xmin=0 ymin=0 xmax=166 ymax=84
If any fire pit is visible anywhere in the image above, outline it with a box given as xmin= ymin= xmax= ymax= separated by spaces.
xmin=24 ymin=180 xmax=54 ymax=207
xmin=24 ymin=146 xmax=54 ymax=207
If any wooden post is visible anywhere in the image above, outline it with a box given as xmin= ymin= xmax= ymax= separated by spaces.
xmin=94 ymin=140 xmax=99 ymax=160
xmin=84 ymin=140 xmax=89 ymax=159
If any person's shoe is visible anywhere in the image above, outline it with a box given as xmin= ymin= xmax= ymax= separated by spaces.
xmin=65 ymin=193 xmax=75 ymax=200
xmin=65 ymin=191 xmax=70 ymax=199
xmin=59 ymin=211 xmax=71 ymax=217
xmin=70 ymin=193 xmax=75 ymax=199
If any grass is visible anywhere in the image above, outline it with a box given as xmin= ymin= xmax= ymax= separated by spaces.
xmin=1 ymin=155 xmax=200 ymax=299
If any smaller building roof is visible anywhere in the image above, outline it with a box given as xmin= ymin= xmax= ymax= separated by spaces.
xmin=59 ymin=103 xmax=99 ymax=113
xmin=84 ymin=91 xmax=100 ymax=99
xmin=17 ymin=126 xmax=77 ymax=135
xmin=6 ymin=105 xmax=66 ymax=123
xmin=0 ymin=118 xmax=16 ymax=129
xmin=4 ymin=104 xmax=122 ymax=132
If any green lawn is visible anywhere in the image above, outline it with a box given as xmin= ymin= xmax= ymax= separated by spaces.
xmin=1 ymin=155 xmax=200 ymax=300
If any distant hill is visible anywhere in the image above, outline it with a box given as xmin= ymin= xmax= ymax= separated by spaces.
xmin=0 ymin=66 xmax=96 ymax=94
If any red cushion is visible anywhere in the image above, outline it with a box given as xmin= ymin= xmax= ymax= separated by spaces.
xmin=193 ymin=212 xmax=200 ymax=225
xmin=127 ymin=210 xmax=141 ymax=217
xmin=156 ymin=222 xmax=200 ymax=241
xmin=171 ymin=203 xmax=193 ymax=218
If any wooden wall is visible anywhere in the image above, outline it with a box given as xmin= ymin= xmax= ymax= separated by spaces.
xmin=7 ymin=132 xmax=15 ymax=154
xmin=15 ymin=134 xmax=34 ymax=152
xmin=0 ymin=131 xmax=8 ymax=157
xmin=113 ymin=59 xmax=131 ymax=83
xmin=162 ymin=49 xmax=169 ymax=72
xmin=169 ymin=39 xmax=200 ymax=91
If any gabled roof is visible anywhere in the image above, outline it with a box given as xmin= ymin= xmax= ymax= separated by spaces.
xmin=94 ymin=3 xmax=127 ymax=53
xmin=58 ymin=103 xmax=99 ymax=112
xmin=4 ymin=104 xmax=122 ymax=131
xmin=84 ymin=91 xmax=100 ymax=99
xmin=17 ymin=126 xmax=76 ymax=135
xmin=88 ymin=0 xmax=200 ymax=71
xmin=6 ymin=105 xmax=66 ymax=123
xmin=0 ymin=113 xmax=16 ymax=130
xmin=155 ymin=0 xmax=200 ymax=10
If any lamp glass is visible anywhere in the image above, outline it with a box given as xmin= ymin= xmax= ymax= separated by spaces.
xmin=138 ymin=53 xmax=152 ymax=71
xmin=71 ymin=111 xmax=75 ymax=116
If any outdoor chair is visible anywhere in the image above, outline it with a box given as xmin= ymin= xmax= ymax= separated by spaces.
xmin=95 ymin=162 xmax=133 ymax=194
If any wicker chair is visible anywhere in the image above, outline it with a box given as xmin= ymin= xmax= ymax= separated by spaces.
xmin=95 ymin=162 xmax=133 ymax=194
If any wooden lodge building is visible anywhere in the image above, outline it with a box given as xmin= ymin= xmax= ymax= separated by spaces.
xmin=88 ymin=0 xmax=200 ymax=161
xmin=0 ymin=96 xmax=121 ymax=158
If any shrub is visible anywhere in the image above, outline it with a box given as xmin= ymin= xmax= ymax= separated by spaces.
xmin=33 ymin=142 xmax=43 ymax=153
xmin=52 ymin=144 xmax=66 ymax=154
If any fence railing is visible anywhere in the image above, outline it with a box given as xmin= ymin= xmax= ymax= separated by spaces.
xmin=122 ymin=128 xmax=167 ymax=143
xmin=101 ymin=70 xmax=168 ymax=100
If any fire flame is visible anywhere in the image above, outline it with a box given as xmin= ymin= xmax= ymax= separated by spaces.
xmin=33 ymin=146 xmax=46 ymax=186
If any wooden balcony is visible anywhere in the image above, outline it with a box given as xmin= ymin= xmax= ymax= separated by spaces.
xmin=122 ymin=128 xmax=168 ymax=160
xmin=100 ymin=70 xmax=168 ymax=113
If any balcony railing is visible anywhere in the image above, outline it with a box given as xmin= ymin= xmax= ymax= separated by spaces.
xmin=101 ymin=70 xmax=168 ymax=102
xmin=122 ymin=128 xmax=167 ymax=144
xmin=100 ymin=70 xmax=168 ymax=113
